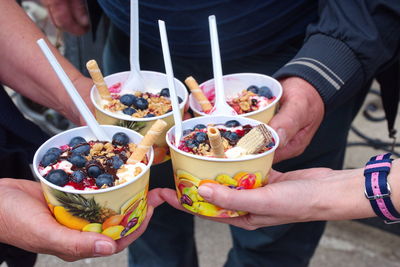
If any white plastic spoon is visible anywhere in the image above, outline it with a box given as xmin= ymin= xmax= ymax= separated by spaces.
xmin=208 ymin=15 xmax=237 ymax=116
xmin=120 ymin=0 xmax=146 ymax=94
xmin=158 ymin=20 xmax=183 ymax=146
xmin=37 ymin=39 xmax=111 ymax=142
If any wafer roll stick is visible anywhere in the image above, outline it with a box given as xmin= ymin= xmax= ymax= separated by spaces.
xmin=86 ymin=59 xmax=112 ymax=101
xmin=185 ymin=76 xmax=213 ymax=112
xmin=207 ymin=126 xmax=225 ymax=158
xmin=127 ymin=119 xmax=168 ymax=164
xmin=236 ymin=124 xmax=273 ymax=154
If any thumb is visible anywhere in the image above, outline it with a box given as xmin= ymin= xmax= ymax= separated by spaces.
xmin=48 ymin=228 xmax=116 ymax=261
xmin=198 ymin=184 xmax=267 ymax=214
xmin=269 ymin=103 xmax=301 ymax=149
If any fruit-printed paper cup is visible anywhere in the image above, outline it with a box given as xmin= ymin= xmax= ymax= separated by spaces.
xmin=91 ymin=71 xmax=188 ymax=164
xmin=166 ymin=115 xmax=279 ymax=217
xmin=33 ymin=125 xmax=153 ymax=240
xmin=189 ymin=73 xmax=282 ymax=124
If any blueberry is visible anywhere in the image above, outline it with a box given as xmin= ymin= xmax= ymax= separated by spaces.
xmin=133 ymin=97 xmax=148 ymax=110
xmin=160 ymin=88 xmax=170 ymax=97
xmin=185 ymin=139 xmax=198 ymax=149
xmin=258 ymin=86 xmax=274 ymax=99
xmin=71 ymin=144 xmax=90 ymax=155
xmin=112 ymin=132 xmax=129 ymax=146
xmin=46 ymin=169 xmax=68 ymax=187
xmin=40 ymin=152 xmax=59 ymax=167
xmin=87 ymin=165 xmax=103 ymax=178
xmin=71 ymin=170 xmax=86 ymax=183
xmin=224 ymin=120 xmax=241 ymax=128
xmin=120 ymin=94 xmax=136 ymax=106
xmin=195 ymin=132 xmax=208 ymax=143
xmin=46 ymin=147 xmax=62 ymax=156
xmin=267 ymin=142 xmax=275 ymax=148
xmin=247 ymin=85 xmax=259 ymax=94
xmin=223 ymin=131 xmax=239 ymax=144
xmin=68 ymin=154 xmax=87 ymax=168
xmin=183 ymin=129 xmax=192 ymax=136
xmin=178 ymin=96 xmax=183 ymax=104
xmin=96 ymin=173 xmax=114 ymax=188
xmin=69 ymin=136 xmax=86 ymax=147
xmin=112 ymin=156 xmax=124 ymax=169
xmin=144 ymin=113 xmax=155 ymax=118
xmin=193 ymin=124 xmax=206 ymax=130
xmin=123 ymin=107 xmax=137 ymax=115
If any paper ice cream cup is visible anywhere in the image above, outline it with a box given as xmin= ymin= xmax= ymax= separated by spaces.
xmin=189 ymin=73 xmax=282 ymax=124
xmin=91 ymin=71 xmax=188 ymax=164
xmin=33 ymin=125 xmax=153 ymax=240
xmin=166 ymin=115 xmax=279 ymax=217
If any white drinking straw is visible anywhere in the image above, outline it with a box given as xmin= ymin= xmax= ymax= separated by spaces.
xmin=158 ymin=20 xmax=183 ymax=146
xmin=208 ymin=15 xmax=237 ymax=116
xmin=37 ymin=39 xmax=111 ymax=141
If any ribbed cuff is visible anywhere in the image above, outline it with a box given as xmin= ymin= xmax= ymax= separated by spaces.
xmin=273 ymin=34 xmax=365 ymax=114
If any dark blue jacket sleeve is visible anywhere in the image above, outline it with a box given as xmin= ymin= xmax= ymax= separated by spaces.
xmin=273 ymin=0 xmax=400 ymax=114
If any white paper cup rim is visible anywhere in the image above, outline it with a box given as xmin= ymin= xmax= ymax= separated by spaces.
xmin=189 ymin=73 xmax=282 ymax=117
xmin=90 ymin=70 xmax=188 ymax=122
xmin=166 ymin=115 xmax=279 ymax=162
xmin=33 ymin=125 xmax=154 ymax=194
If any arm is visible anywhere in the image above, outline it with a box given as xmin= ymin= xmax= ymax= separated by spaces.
xmin=0 ymin=0 xmax=93 ymax=125
xmin=161 ymin=159 xmax=400 ymax=229
xmin=270 ymin=0 xmax=400 ymax=162
xmin=274 ymin=0 xmax=400 ymax=113
xmin=0 ymin=179 xmax=164 ymax=261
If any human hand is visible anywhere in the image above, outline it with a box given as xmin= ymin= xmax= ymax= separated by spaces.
xmin=269 ymin=77 xmax=324 ymax=163
xmin=42 ymin=0 xmax=89 ymax=35
xmin=160 ymin=167 xmax=372 ymax=229
xmin=58 ymin=74 xmax=94 ymax=126
xmin=0 ymin=179 xmax=164 ymax=261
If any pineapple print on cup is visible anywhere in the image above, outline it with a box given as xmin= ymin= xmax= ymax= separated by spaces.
xmin=90 ymin=71 xmax=188 ymax=165
xmin=33 ymin=125 xmax=153 ymax=240
xmin=48 ymin=187 xmax=149 ymax=240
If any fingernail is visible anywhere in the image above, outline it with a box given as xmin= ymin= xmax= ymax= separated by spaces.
xmin=78 ymin=15 xmax=89 ymax=26
xmin=277 ymin=128 xmax=287 ymax=147
xmin=94 ymin=241 xmax=115 ymax=256
xmin=198 ymin=185 xmax=213 ymax=200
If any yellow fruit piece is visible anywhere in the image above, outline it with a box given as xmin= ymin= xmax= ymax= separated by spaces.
xmin=254 ymin=172 xmax=263 ymax=188
xmin=199 ymin=179 xmax=219 ymax=186
xmin=47 ymin=203 xmax=55 ymax=213
xmin=83 ymin=223 xmax=102 ymax=233
xmin=215 ymin=174 xmax=237 ymax=186
xmin=193 ymin=202 xmax=220 ymax=217
xmin=102 ymin=225 xmax=125 ymax=240
xmin=120 ymin=188 xmax=147 ymax=214
xmin=102 ymin=215 xmax=124 ymax=230
xmin=233 ymin=171 xmax=250 ymax=181
xmin=123 ymin=205 xmax=147 ymax=237
xmin=176 ymin=170 xmax=201 ymax=186
xmin=181 ymin=203 xmax=197 ymax=213
xmin=53 ymin=206 xmax=90 ymax=231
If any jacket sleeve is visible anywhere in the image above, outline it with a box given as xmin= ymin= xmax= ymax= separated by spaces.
xmin=273 ymin=0 xmax=400 ymax=114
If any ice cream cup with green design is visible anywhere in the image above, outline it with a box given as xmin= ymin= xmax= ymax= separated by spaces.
xmin=33 ymin=125 xmax=153 ymax=240
xmin=166 ymin=115 xmax=279 ymax=217
xmin=90 ymin=71 xmax=188 ymax=165
xmin=189 ymin=73 xmax=282 ymax=124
